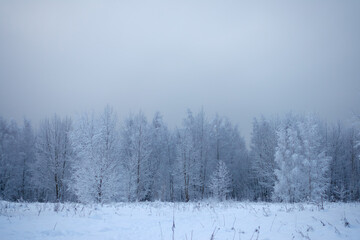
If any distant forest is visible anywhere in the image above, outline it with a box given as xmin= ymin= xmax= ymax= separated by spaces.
xmin=1 ymin=106 xmax=359 ymax=203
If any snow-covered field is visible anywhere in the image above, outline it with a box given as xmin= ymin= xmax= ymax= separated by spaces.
xmin=0 ymin=201 xmax=359 ymax=240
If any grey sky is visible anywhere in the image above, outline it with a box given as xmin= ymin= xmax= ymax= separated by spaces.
xmin=1 ymin=0 xmax=360 ymax=142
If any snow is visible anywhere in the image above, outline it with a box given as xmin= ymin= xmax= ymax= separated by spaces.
xmin=1 ymin=201 xmax=359 ymax=240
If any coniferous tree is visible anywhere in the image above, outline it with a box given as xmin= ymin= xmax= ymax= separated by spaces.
xmin=209 ymin=160 xmax=232 ymax=201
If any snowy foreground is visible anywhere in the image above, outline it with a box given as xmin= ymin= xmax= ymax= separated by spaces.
xmin=1 ymin=201 xmax=359 ymax=240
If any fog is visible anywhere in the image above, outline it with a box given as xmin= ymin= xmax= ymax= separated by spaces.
xmin=1 ymin=0 xmax=360 ymax=141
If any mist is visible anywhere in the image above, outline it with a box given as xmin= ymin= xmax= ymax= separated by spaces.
xmin=1 ymin=0 xmax=360 ymax=141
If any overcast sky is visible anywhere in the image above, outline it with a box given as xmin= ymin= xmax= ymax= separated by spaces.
xmin=1 ymin=0 xmax=360 ymax=142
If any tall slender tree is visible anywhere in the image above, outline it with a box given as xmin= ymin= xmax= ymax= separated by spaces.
xmin=19 ymin=119 xmax=36 ymax=200
xmin=0 ymin=118 xmax=22 ymax=200
xmin=250 ymin=116 xmax=277 ymax=201
xmin=147 ymin=112 xmax=175 ymax=201
xmin=33 ymin=115 xmax=72 ymax=202
xmin=71 ymin=107 xmax=120 ymax=203
xmin=120 ymin=111 xmax=152 ymax=201
xmin=298 ymin=115 xmax=330 ymax=202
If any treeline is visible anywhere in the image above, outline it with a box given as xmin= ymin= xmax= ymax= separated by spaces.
xmin=0 ymin=107 xmax=359 ymax=203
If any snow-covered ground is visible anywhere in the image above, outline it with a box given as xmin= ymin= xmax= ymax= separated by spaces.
xmin=0 ymin=201 xmax=359 ymax=240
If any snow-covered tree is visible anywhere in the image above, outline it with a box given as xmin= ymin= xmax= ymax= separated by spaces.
xmin=175 ymin=127 xmax=200 ymax=202
xmin=71 ymin=112 xmax=99 ymax=203
xmin=71 ymin=107 xmax=120 ymax=203
xmin=0 ymin=117 xmax=7 ymax=199
xmin=120 ymin=111 xmax=152 ymax=201
xmin=250 ymin=116 xmax=277 ymax=201
xmin=273 ymin=114 xmax=306 ymax=202
xmin=18 ymin=119 xmax=36 ymax=200
xmin=343 ymin=126 xmax=360 ymax=200
xmin=174 ymin=109 xmax=210 ymax=201
xmin=147 ymin=112 xmax=175 ymax=201
xmin=192 ymin=109 xmax=211 ymax=199
xmin=0 ymin=118 xmax=36 ymax=201
xmin=273 ymin=114 xmax=331 ymax=202
xmin=327 ymin=123 xmax=355 ymax=201
xmin=298 ymin=115 xmax=330 ymax=202
xmin=210 ymin=116 xmax=249 ymax=200
xmin=33 ymin=115 xmax=73 ymax=202
xmin=0 ymin=118 xmax=22 ymax=200
xmin=209 ymin=160 xmax=232 ymax=201
xmin=2 ymin=108 xmax=357 ymax=203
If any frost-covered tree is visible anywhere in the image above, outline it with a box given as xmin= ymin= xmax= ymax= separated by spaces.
xmin=33 ymin=115 xmax=73 ymax=202
xmin=120 ymin=111 xmax=152 ymax=201
xmin=147 ymin=112 xmax=175 ymax=201
xmin=0 ymin=117 xmax=7 ymax=198
xmin=0 ymin=118 xmax=36 ymax=201
xmin=210 ymin=116 xmax=249 ymax=200
xmin=250 ymin=116 xmax=277 ymax=201
xmin=0 ymin=118 xmax=22 ymax=200
xmin=2 ymin=108 xmax=357 ymax=203
xmin=327 ymin=123 xmax=354 ymax=201
xmin=343 ymin=126 xmax=360 ymax=200
xmin=298 ymin=115 xmax=330 ymax=202
xmin=209 ymin=160 xmax=232 ymax=201
xmin=192 ymin=109 xmax=211 ymax=199
xmin=273 ymin=114 xmax=306 ymax=202
xmin=175 ymin=110 xmax=211 ymax=201
xmin=273 ymin=114 xmax=331 ymax=202
xmin=327 ymin=122 xmax=345 ymax=200
xmin=19 ymin=119 xmax=36 ymax=200
xmin=175 ymin=127 xmax=200 ymax=202
xmin=71 ymin=107 xmax=120 ymax=203
xmin=71 ymin=112 xmax=99 ymax=203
